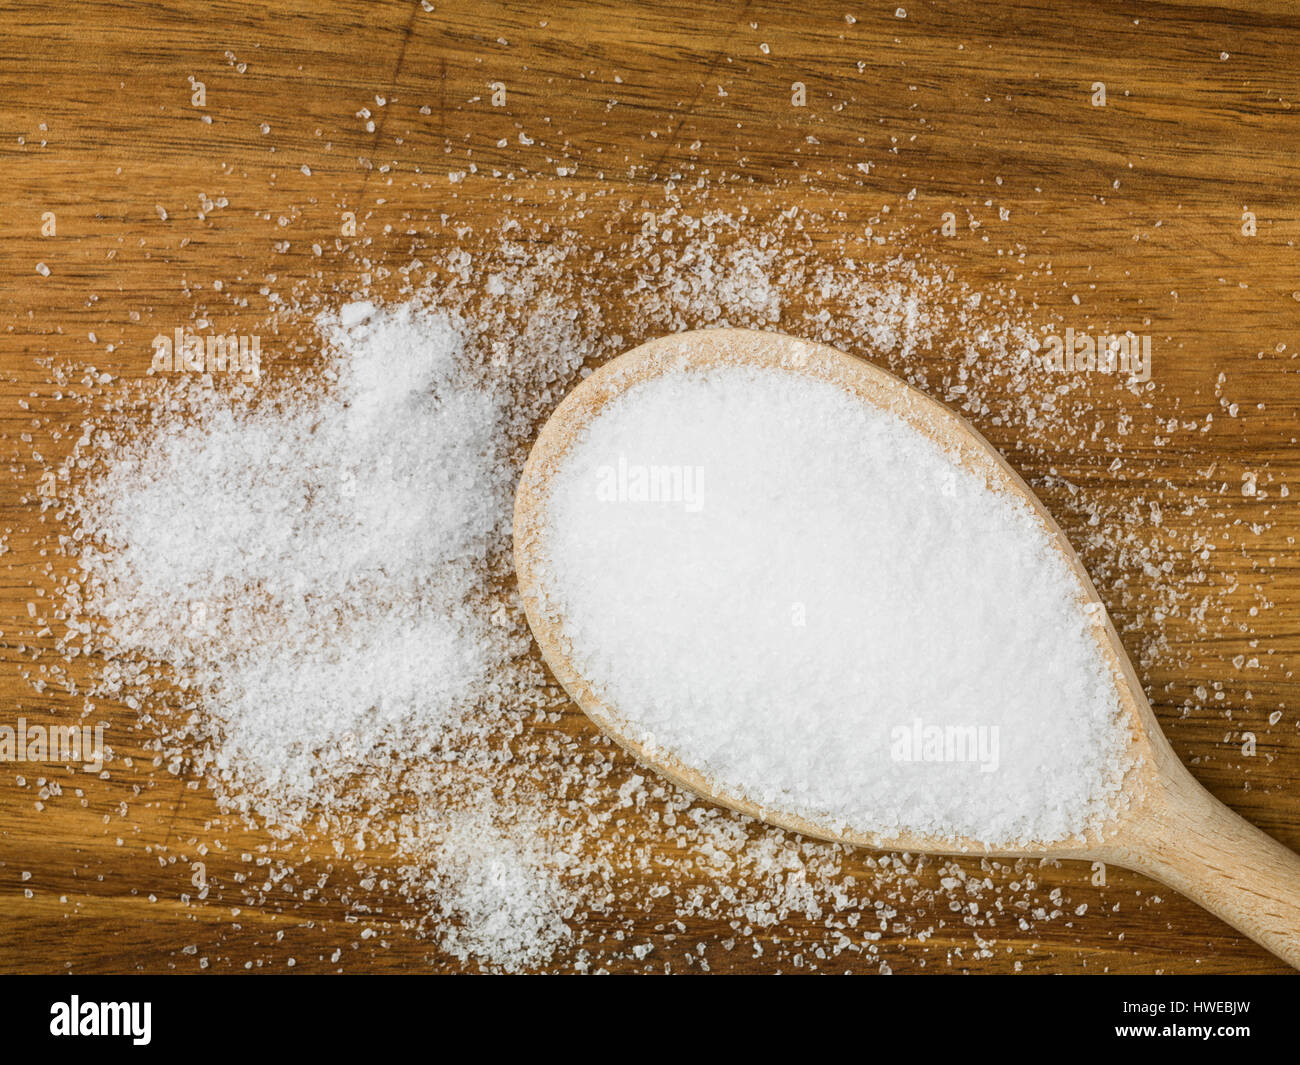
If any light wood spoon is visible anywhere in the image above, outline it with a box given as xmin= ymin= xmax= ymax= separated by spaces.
xmin=513 ymin=327 xmax=1300 ymax=969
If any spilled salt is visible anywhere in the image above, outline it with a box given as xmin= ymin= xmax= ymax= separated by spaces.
xmin=70 ymin=302 xmax=514 ymax=828
xmin=535 ymin=362 xmax=1135 ymax=847
xmin=61 ymin=300 xmax=592 ymax=971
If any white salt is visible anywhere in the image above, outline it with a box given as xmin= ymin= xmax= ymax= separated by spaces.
xmin=536 ymin=364 xmax=1134 ymax=847
xmin=72 ymin=303 xmax=510 ymax=825
xmin=418 ymin=806 xmax=574 ymax=969
xmin=63 ymin=301 xmax=580 ymax=970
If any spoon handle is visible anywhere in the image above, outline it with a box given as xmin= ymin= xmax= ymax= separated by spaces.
xmin=1112 ymin=763 xmax=1300 ymax=969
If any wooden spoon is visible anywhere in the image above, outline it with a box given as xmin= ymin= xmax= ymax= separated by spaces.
xmin=513 ymin=326 xmax=1300 ymax=969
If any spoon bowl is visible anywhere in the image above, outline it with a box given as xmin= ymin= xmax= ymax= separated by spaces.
xmin=514 ymin=327 xmax=1300 ymax=967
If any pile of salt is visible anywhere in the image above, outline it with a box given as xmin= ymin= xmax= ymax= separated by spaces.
xmin=536 ymin=364 xmax=1133 ymax=847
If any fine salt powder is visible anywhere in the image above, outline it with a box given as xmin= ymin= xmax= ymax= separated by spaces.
xmin=536 ymin=364 xmax=1135 ymax=847
xmin=70 ymin=303 xmax=512 ymax=828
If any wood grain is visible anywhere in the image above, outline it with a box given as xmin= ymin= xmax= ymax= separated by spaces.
xmin=2 ymin=0 xmax=1299 ymax=973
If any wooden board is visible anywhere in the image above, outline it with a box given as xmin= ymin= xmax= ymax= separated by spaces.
xmin=1 ymin=0 xmax=1298 ymax=974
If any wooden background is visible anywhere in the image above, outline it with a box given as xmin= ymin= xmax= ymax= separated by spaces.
xmin=2 ymin=0 xmax=1299 ymax=974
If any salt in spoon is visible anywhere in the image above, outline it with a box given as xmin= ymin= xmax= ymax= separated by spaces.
xmin=513 ymin=327 xmax=1300 ymax=969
